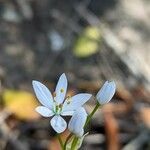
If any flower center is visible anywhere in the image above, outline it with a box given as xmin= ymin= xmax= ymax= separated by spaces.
xmin=55 ymin=104 xmax=63 ymax=114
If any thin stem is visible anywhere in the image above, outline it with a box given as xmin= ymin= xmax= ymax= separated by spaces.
xmin=84 ymin=102 xmax=100 ymax=128
xmin=63 ymin=133 xmax=73 ymax=150
xmin=71 ymin=137 xmax=78 ymax=150
xmin=57 ymin=134 xmax=64 ymax=149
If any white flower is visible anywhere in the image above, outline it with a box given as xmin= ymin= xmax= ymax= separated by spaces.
xmin=96 ymin=81 xmax=116 ymax=105
xmin=32 ymin=73 xmax=92 ymax=133
xmin=68 ymin=107 xmax=87 ymax=137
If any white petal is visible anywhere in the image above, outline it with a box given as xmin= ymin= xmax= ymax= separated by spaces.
xmin=62 ymin=93 xmax=92 ymax=113
xmin=35 ymin=106 xmax=54 ymax=117
xmin=96 ymin=81 xmax=116 ymax=105
xmin=32 ymin=80 xmax=54 ymax=109
xmin=50 ymin=115 xmax=67 ymax=133
xmin=68 ymin=107 xmax=87 ymax=137
xmin=61 ymin=110 xmax=74 ymax=116
xmin=76 ymin=129 xmax=84 ymax=137
xmin=55 ymin=73 xmax=68 ymax=104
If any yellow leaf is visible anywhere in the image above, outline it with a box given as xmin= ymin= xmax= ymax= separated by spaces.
xmin=73 ymin=26 xmax=101 ymax=58
xmin=3 ymin=90 xmax=40 ymax=121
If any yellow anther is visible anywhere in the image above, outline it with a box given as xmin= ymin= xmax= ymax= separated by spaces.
xmin=59 ymin=104 xmax=63 ymax=108
xmin=53 ymin=92 xmax=56 ymax=97
xmin=67 ymin=101 xmax=70 ymax=104
xmin=66 ymin=95 xmax=71 ymax=99
xmin=56 ymin=105 xmax=59 ymax=112
xmin=66 ymin=95 xmax=72 ymax=105
xmin=60 ymin=88 xmax=64 ymax=93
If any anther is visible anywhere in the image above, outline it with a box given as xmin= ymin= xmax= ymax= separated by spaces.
xmin=66 ymin=95 xmax=71 ymax=104
xmin=60 ymin=88 xmax=64 ymax=93
xmin=53 ymin=92 xmax=56 ymax=97
xmin=59 ymin=104 xmax=63 ymax=108
xmin=66 ymin=95 xmax=71 ymax=100
xmin=56 ymin=105 xmax=59 ymax=112
xmin=67 ymin=101 xmax=71 ymax=104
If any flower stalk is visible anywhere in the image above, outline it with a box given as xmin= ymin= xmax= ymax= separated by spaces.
xmin=63 ymin=133 xmax=73 ymax=150
xmin=71 ymin=137 xmax=78 ymax=150
xmin=57 ymin=134 xmax=64 ymax=149
xmin=84 ymin=101 xmax=100 ymax=128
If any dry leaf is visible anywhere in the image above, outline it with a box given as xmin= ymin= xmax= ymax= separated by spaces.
xmin=2 ymin=90 xmax=40 ymax=121
xmin=139 ymin=107 xmax=150 ymax=128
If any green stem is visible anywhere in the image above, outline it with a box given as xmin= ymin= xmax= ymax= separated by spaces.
xmin=71 ymin=137 xmax=78 ymax=150
xmin=84 ymin=102 xmax=100 ymax=128
xmin=63 ymin=133 xmax=73 ymax=150
xmin=57 ymin=134 xmax=64 ymax=149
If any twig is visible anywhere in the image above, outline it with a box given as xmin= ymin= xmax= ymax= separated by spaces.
xmin=122 ymin=129 xmax=150 ymax=150
xmin=14 ymin=0 xmax=33 ymax=20
xmin=0 ymin=124 xmax=29 ymax=150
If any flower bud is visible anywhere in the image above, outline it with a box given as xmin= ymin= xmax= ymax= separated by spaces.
xmin=68 ymin=107 xmax=87 ymax=137
xmin=96 ymin=81 xmax=116 ymax=105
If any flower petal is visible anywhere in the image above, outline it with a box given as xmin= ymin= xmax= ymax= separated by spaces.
xmin=96 ymin=81 xmax=116 ymax=105
xmin=50 ymin=115 xmax=67 ymax=133
xmin=62 ymin=93 xmax=92 ymax=113
xmin=32 ymin=80 xmax=54 ymax=109
xmin=76 ymin=129 xmax=84 ymax=138
xmin=55 ymin=73 xmax=68 ymax=104
xmin=68 ymin=107 xmax=87 ymax=137
xmin=61 ymin=110 xmax=74 ymax=116
xmin=35 ymin=106 xmax=54 ymax=117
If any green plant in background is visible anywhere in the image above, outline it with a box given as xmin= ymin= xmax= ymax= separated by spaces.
xmin=73 ymin=26 xmax=102 ymax=58
xmin=32 ymin=73 xmax=116 ymax=150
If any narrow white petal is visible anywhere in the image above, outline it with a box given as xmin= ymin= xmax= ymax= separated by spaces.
xmin=68 ymin=107 xmax=87 ymax=137
xmin=35 ymin=106 xmax=54 ymax=117
xmin=32 ymin=80 xmax=54 ymax=109
xmin=50 ymin=115 xmax=67 ymax=133
xmin=61 ymin=110 xmax=74 ymax=116
xmin=55 ymin=73 xmax=68 ymax=104
xmin=62 ymin=93 xmax=92 ymax=113
xmin=76 ymin=129 xmax=84 ymax=137
xmin=96 ymin=81 xmax=108 ymax=99
xmin=96 ymin=81 xmax=116 ymax=105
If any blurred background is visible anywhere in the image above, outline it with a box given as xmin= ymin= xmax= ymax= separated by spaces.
xmin=0 ymin=0 xmax=150 ymax=150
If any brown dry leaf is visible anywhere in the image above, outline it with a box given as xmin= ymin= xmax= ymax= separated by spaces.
xmin=2 ymin=90 xmax=40 ymax=121
xmin=103 ymin=110 xmax=120 ymax=150
xmin=139 ymin=107 xmax=150 ymax=128
xmin=132 ymin=86 xmax=150 ymax=103
xmin=103 ymin=102 xmax=128 ymax=115
xmin=77 ymin=80 xmax=101 ymax=93
xmin=116 ymin=85 xmax=134 ymax=111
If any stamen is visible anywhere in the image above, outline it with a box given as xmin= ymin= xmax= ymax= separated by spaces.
xmin=66 ymin=95 xmax=71 ymax=99
xmin=53 ymin=92 xmax=56 ymax=102
xmin=60 ymin=88 xmax=64 ymax=93
xmin=66 ymin=95 xmax=72 ymax=105
xmin=59 ymin=104 xmax=63 ymax=108
xmin=53 ymin=92 xmax=56 ymax=97
xmin=56 ymin=105 xmax=59 ymax=113
xmin=67 ymin=101 xmax=70 ymax=104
